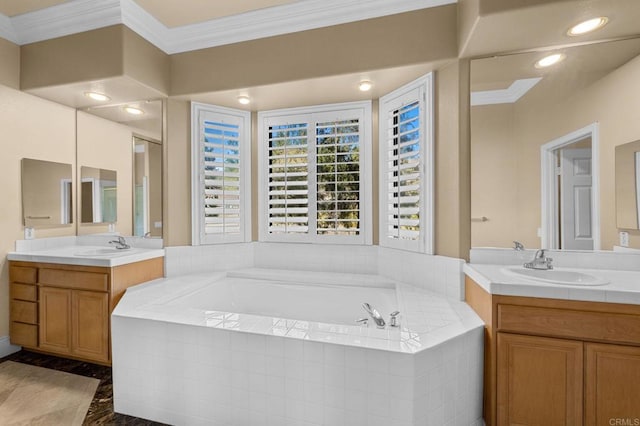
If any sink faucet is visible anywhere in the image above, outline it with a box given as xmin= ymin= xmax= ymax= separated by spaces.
xmin=362 ymin=303 xmax=386 ymax=328
xmin=524 ymin=249 xmax=553 ymax=270
xmin=109 ymin=236 xmax=131 ymax=250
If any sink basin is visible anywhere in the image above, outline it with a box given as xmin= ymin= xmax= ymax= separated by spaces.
xmin=74 ymin=248 xmax=133 ymax=257
xmin=501 ymin=266 xmax=609 ymax=286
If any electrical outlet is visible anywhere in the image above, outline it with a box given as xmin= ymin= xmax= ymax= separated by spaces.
xmin=620 ymin=231 xmax=630 ymax=247
xmin=24 ymin=227 xmax=34 ymax=240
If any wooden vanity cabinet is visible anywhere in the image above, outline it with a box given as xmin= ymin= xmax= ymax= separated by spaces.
xmin=9 ymin=258 xmax=163 ymax=365
xmin=466 ymin=276 xmax=640 ymax=426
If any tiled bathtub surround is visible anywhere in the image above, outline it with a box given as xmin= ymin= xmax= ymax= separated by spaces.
xmin=165 ymin=243 xmax=466 ymax=300
xmin=112 ymin=268 xmax=484 ymax=425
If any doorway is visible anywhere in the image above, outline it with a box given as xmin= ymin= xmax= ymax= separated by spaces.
xmin=541 ymin=123 xmax=600 ymax=250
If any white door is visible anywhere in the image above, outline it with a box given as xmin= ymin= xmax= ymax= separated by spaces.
xmin=560 ymin=148 xmax=593 ymax=250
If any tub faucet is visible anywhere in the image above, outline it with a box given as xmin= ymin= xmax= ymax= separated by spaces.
xmin=109 ymin=236 xmax=131 ymax=250
xmin=362 ymin=303 xmax=386 ymax=328
xmin=524 ymin=249 xmax=553 ymax=270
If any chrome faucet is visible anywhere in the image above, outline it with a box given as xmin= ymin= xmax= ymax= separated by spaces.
xmin=524 ymin=249 xmax=553 ymax=270
xmin=362 ymin=303 xmax=386 ymax=328
xmin=109 ymin=236 xmax=131 ymax=250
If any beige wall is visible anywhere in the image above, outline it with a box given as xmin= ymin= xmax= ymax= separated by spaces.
xmin=0 ymin=84 xmax=76 ymax=338
xmin=122 ymin=27 xmax=171 ymax=95
xmin=471 ymin=53 xmax=640 ymax=249
xmin=0 ymin=38 xmax=20 ymax=89
xmin=76 ymin=111 xmax=133 ymax=236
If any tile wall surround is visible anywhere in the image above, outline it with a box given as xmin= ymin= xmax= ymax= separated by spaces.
xmin=471 ymin=247 xmax=640 ymax=272
xmin=166 ymin=243 xmax=466 ymax=301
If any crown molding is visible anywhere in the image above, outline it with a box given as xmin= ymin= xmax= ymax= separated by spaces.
xmin=471 ymin=77 xmax=542 ymax=106
xmin=0 ymin=12 xmax=17 ymax=43
xmin=0 ymin=0 xmax=455 ymax=54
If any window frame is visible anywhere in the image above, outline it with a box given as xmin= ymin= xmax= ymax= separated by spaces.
xmin=257 ymin=101 xmax=372 ymax=245
xmin=191 ymin=102 xmax=252 ymax=245
xmin=378 ymin=73 xmax=434 ymax=254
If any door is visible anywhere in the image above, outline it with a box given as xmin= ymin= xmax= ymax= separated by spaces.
xmin=39 ymin=287 xmax=72 ymax=355
xmin=497 ymin=332 xmax=583 ymax=425
xmin=561 ymin=147 xmax=593 ymax=250
xmin=585 ymin=343 xmax=640 ymax=426
xmin=72 ymin=290 xmax=109 ymax=363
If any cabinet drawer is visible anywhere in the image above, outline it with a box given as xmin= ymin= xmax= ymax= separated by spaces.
xmin=498 ymin=304 xmax=640 ymax=345
xmin=10 ymin=266 xmax=37 ymax=284
xmin=10 ymin=322 xmax=37 ymax=347
xmin=10 ymin=283 xmax=37 ymax=301
xmin=11 ymin=300 xmax=37 ymax=324
xmin=40 ymin=268 xmax=108 ymax=292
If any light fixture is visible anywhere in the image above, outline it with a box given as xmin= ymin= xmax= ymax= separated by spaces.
xmin=124 ymin=106 xmax=144 ymax=115
xmin=84 ymin=91 xmax=110 ymax=102
xmin=567 ymin=17 xmax=608 ymax=36
xmin=358 ymin=80 xmax=373 ymax=92
xmin=535 ymin=53 xmax=566 ymax=69
xmin=237 ymin=95 xmax=250 ymax=105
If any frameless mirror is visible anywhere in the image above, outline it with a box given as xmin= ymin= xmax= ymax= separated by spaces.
xmin=616 ymin=139 xmax=640 ymax=230
xmin=133 ymin=136 xmax=163 ymax=237
xmin=471 ymin=37 xmax=640 ymax=251
xmin=21 ymin=158 xmax=73 ymax=228
xmin=80 ymin=166 xmax=117 ymax=224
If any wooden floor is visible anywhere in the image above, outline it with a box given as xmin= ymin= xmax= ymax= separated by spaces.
xmin=0 ymin=350 xmax=165 ymax=425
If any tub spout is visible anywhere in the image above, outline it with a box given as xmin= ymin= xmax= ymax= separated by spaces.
xmin=362 ymin=303 xmax=386 ymax=328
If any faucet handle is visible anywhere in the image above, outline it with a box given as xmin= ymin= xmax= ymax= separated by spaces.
xmin=513 ymin=241 xmax=524 ymax=251
xmin=389 ymin=311 xmax=400 ymax=327
xmin=355 ymin=318 xmax=369 ymax=327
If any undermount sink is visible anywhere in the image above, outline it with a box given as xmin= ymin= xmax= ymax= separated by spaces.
xmin=74 ymin=248 xmax=133 ymax=257
xmin=501 ymin=266 xmax=609 ymax=286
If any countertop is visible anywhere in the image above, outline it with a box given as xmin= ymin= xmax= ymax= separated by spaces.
xmin=464 ymin=263 xmax=640 ymax=305
xmin=7 ymin=245 xmax=165 ymax=267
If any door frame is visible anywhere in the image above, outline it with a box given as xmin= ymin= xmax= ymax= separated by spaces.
xmin=541 ymin=123 xmax=600 ymax=250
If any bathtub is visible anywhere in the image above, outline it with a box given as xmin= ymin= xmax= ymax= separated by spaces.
xmin=112 ymin=268 xmax=484 ymax=425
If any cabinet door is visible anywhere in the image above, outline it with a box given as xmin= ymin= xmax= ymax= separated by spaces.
xmin=586 ymin=343 xmax=640 ymax=426
xmin=72 ymin=290 xmax=109 ymax=363
xmin=39 ymin=287 xmax=71 ymax=355
xmin=497 ymin=333 xmax=583 ymax=426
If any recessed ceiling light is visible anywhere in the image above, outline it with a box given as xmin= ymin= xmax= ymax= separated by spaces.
xmin=358 ymin=80 xmax=373 ymax=92
xmin=84 ymin=91 xmax=110 ymax=102
xmin=237 ymin=95 xmax=250 ymax=105
xmin=567 ymin=17 xmax=608 ymax=36
xmin=535 ymin=53 xmax=566 ymax=69
xmin=124 ymin=106 xmax=144 ymax=115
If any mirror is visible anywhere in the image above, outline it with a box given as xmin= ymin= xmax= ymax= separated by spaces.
xmin=133 ymin=136 xmax=163 ymax=237
xmin=471 ymin=36 xmax=640 ymax=250
xmin=80 ymin=166 xmax=117 ymax=224
xmin=21 ymin=158 xmax=73 ymax=228
xmin=616 ymin=139 xmax=640 ymax=230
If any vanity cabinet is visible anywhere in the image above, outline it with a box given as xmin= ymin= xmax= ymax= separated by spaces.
xmin=466 ymin=276 xmax=640 ymax=426
xmin=9 ymin=258 xmax=163 ymax=365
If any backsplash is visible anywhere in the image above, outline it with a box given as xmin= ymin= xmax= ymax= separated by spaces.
xmin=14 ymin=235 xmax=163 ymax=252
xmin=470 ymin=247 xmax=640 ymax=272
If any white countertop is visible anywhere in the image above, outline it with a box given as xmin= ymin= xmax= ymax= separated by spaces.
xmin=464 ymin=263 xmax=640 ymax=305
xmin=7 ymin=245 xmax=165 ymax=267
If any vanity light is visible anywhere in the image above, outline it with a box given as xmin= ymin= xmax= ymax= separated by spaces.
xmin=535 ymin=53 xmax=566 ymax=69
xmin=358 ymin=80 xmax=373 ymax=92
xmin=124 ymin=106 xmax=144 ymax=115
xmin=84 ymin=91 xmax=110 ymax=102
xmin=237 ymin=95 xmax=251 ymax=105
xmin=567 ymin=17 xmax=608 ymax=36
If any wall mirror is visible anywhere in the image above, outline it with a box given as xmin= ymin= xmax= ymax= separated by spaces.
xmin=80 ymin=166 xmax=117 ymax=224
xmin=21 ymin=158 xmax=73 ymax=228
xmin=616 ymin=139 xmax=640 ymax=230
xmin=471 ymin=36 xmax=640 ymax=251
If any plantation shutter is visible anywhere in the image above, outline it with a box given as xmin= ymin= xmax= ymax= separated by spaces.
xmin=192 ymin=103 xmax=251 ymax=244
xmin=267 ymin=121 xmax=310 ymax=235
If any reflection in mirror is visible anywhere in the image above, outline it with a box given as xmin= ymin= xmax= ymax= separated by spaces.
xmin=22 ymin=158 xmax=73 ymax=228
xmin=616 ymin=139 xmax=640 ymax=230
xmin=471 ymin=37 xmax=640 ymax=250
xmin=80 ymin=166 xmax=117 ymax=224
xmin=133 ymin=136 xmax=163 ymax=237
